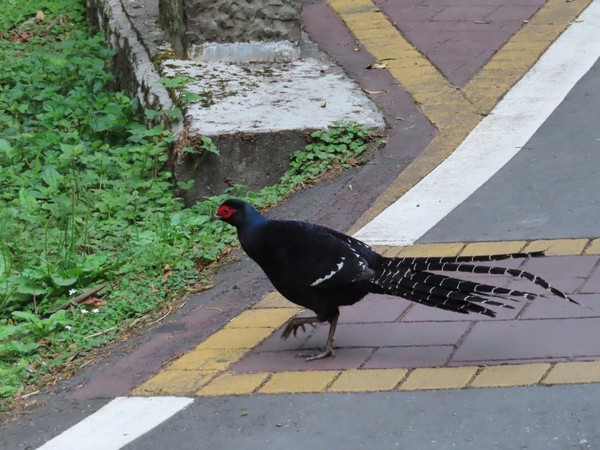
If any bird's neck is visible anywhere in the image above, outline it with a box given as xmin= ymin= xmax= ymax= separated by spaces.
xmin=236 ymin=213 xmax=268 ymax=251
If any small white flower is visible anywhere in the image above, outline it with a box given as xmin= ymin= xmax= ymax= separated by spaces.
xmin=91 ymin=308 xmax=100 ymax=314
xmin=69 ymin=289 xmax=77 ymax=296
xmin=65 ymin=325 xmax=72 ymax=331
xmin=80 ymin=309 xmax=88 ymax=314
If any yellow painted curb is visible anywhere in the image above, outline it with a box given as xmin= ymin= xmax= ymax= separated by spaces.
xmin=470 ymin=363 xmax=550 ymax=388
xmin=523 ymin=239 xmax=590 ymax=256
xmin=328 ymin=368 xmax=407 ymax=392
xmin=400 ymin=367 xmax=479 ymax=391
xmin=460 ymin=241 xmax=526 ymax=257
xmin=132 ymin=369 xmax=217 ymax=396
xmin=584 ymin=239 xmax=600 ymax=255
xmin=259 ymin=371 xmax=340 ymax=394
xmin=224 ymin=308 xmax=296 ymax=329
xmin=392 ymin=242 xmax=465 ymax=258
xmin=195 ymin=327 xmax=274 ymax=350
xmin=197 ymin=372 xmax=271 ymax=396
xmin=166 ymin=348 xmax=247 ymax=372
xmin=543 ymin=361 xmax=600 ymax=385
xmin=384 ymin=239 xmax=595 ymax=259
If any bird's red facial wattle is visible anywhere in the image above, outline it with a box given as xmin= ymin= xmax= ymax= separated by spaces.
xmin=216 ymin=204 xmax=235 ymax=221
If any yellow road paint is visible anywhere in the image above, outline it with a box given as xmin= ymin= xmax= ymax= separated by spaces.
xmin=584 ymin=239 xmax=600 ymax=255
xmin=252 ymin=291 xmax=302 ymax=309
xmin=328 ymin=369 xmax=407 ymax=392
xmin=460 ymin=241 xmax=526 ymax=257
xmin=379 ymin=239 xmax=592 ymax=259
xmin=132 ymin=370 xmax=217 ymax=396
xmin=464 ymin=0 xmax=593 ymax=113
xmin=394 ymin=243 xmax=465 ymax=258
xmin=196 ymin=327 xmax=274 ymax=350
xmin=259 ymin=371 xmax=340 ymax=394
xmin=523 ymin=239 xmax=589 ymax=256
xmin=470 ymin=364 xmax=550 ymax=388
xmin=225 ymin=308 xmax=296 ymax=329
xmin=400 ymin=367 xmax=479 ymax=391
xmin=167 ymin=348 xmax=247 ymax=372
xmin=543 ymin=361 xmax=600 ymax=385
xmin=197 ymin=372 xmax=271 ymax=396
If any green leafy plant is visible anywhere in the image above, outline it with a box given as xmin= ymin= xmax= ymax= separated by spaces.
xmin=159 ymin=76 xmax=202 ymax=105
xmin=0 ymin=0 xmax=382 ymax=407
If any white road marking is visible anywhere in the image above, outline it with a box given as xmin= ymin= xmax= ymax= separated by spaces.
xmin=354 ymin=0 xmax=600 ymax=246
xmin=37 ymin=397 xmax=193 ymax=450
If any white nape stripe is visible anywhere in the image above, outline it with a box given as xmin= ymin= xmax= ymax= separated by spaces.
xmin=354 ymin=1 xmax=600 ymax=246
xmin=37 ymin=396 xmax=193 ymax=450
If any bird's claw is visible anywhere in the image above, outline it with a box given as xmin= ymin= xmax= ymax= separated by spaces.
xmin=293 ymin=323 xmax=305 ymax=337
xmin=281 ymin=319 xmax=318 ymax=340
xmin=295 ymin=346 xmax=335 ymax=361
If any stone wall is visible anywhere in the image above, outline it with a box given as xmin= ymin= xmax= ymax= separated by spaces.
xmin=159 ymin=0 xmax=302 ymax=59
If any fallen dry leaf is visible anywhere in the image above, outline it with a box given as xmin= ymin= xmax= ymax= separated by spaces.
xmin=365 ymin=63 xmax=387 ymax=70
xmin=80 ymin=298 xmax=107 ymax=308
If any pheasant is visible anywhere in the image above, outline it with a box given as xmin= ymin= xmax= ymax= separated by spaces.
xmin=215 ymin=199 xmax=579 ymax=360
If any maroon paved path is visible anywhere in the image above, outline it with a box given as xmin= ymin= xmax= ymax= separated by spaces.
xmin=232 ymin=256 xmax=600 ymax=372
xmin=373 ymin=0 xmax=547 ymax=86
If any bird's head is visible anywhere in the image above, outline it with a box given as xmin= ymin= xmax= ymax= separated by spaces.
xmin=214 ymin=199 xmax=261 ymax=228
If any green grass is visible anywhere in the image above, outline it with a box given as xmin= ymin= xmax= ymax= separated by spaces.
xmin=0 ymin=0 xmax=381 ymax=404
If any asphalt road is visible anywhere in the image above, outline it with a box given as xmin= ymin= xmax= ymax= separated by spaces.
xmin=421 ymin=55 xmax=600 ymax=244
xmin=126 ymin=385 xmax=599 ymax=450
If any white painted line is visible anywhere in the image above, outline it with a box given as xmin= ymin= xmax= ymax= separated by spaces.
xmin=37 ymin=396 xmax=194 ymax=450
xmin=354 ymin=0 xmax=600 ymax=246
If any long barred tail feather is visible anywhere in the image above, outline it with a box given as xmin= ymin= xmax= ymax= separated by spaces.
xmin=393 ymin=272 xmax=515 ymax=309
xmin=390 ymin=283 xmax=497 ymax=317
xmin=409 ymin=261 xmax=580 ymax=306
xmin=397 ymin=251 xmax=546 ymax=266
xmin=372 ymin=252 xmax=580 ymax=316
xmin=374 ymin=268 xmax=515 ymax=315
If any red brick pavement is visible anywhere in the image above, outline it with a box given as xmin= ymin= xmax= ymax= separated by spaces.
xmin=373 ymin=0 xmax=547 ymax=86
xmin=230 ymin=256 xmax=600 ymax=372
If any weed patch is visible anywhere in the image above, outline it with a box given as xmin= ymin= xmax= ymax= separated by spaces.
xmin=0 ymin=0 xmax=382 ymax=406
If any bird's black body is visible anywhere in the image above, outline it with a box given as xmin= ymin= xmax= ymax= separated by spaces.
xmin=216 ymin=199 xmax=579 ymax=360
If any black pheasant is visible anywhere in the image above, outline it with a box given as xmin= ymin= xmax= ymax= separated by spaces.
xmin=215 ymin=199 xmax=579 ymax=360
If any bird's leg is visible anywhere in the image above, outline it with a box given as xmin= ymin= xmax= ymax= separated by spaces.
xmin=281 ymin=316 xmax=320 ymax=340
xmin=299 ymin=311 xmax=339 ymax=361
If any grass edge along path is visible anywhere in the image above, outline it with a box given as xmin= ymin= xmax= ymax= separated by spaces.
xmin=0 ymin=0 xmax=381 ymax=407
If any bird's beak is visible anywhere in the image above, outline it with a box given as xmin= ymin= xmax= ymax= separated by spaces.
xmin=211 ymin=214 xmax=223 ymax=222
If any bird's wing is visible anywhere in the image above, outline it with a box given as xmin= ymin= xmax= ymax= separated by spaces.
xmin=259 ymin=221 xmax=374 ymax=289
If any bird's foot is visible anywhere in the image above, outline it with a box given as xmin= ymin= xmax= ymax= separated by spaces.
xmin=295 ymin=346 xmax=335 ymax=361
xmin=281 ymin=317 xmax=319 ymax=340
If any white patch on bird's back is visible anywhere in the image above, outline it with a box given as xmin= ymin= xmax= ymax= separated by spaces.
xmin=311 ymin=258 xmax=345 ymax=286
